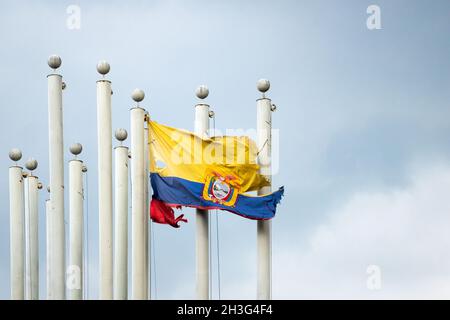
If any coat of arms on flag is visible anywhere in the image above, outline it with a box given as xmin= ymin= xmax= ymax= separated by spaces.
xmin=202 ymin=171 xmax=239 ymax=207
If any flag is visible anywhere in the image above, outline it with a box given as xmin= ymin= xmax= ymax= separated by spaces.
xmin=148 ymin=119 xmax=284 ymax=227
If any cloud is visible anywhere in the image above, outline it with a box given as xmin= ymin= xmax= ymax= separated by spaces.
xmin=270 ymin=162 xmax=450 ymax=299
xmin=2 ymin=1 xmax=450 ymax=300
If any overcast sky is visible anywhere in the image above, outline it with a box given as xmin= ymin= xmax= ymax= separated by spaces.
xmin=1 ymin=0 xmax=450 ymax=299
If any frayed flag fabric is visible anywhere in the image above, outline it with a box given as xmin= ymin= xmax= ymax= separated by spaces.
xmin=150 ymin=198 xmax=187 ymax=228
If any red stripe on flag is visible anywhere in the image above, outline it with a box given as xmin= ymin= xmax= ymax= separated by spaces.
xmin=150 ymin=198 xmax=188 ymax=228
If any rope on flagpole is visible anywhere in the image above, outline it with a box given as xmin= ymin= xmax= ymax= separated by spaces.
xmin=210 ymin=115 xmax=222 ymax=300
xmin=211 ymin=116 xmax=215 ymax=300
xmin=215 ymin=209 xmax=221 ymax=300
xmin=151 ymin=221 xmax=157 ymax=299
xmin=84 ymin=169 xmax=89 ymax=300
xmin=208 ymin=116 xmax=213 ymax=300
xmin=257 ymin=138 xmax=269 ymax=156
xmin=208 ymin=210 xmax=212 ymax=299
xmin=129 ymin=155 xmax=132 ymax=299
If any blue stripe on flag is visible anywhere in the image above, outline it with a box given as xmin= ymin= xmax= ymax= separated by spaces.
xmin=150 ymin=173 xmax=284 ymax=220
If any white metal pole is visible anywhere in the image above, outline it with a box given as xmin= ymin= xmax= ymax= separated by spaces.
xmin=130 ymin=89 xmax=147 ymax=299
xmin=256 ymin=79 xmax=273 ymax=300
xmin=9 ymin=151 xmax=24 ymax=300
xmin=144 ymin=124 xmax=150 ymax=299
xmin=69 ymin=150 xmax=84 ymax=300
xmin=194 ymin=85 xmax=210 ymax=300
xmin=113 ymin=129 xmax=128 ymax=300
xmin=45 ymin=199 xmax=51 ymax=299
xmin=47 ymin=55 xmax=65 ymax=300
xmin=24 ymin=167 xmax=39 ymax=300
xmin=96 ymin=61 xmax=113 ymax=299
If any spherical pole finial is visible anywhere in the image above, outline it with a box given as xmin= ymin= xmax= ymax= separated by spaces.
xmin=25 ymin=158 xmax=38 ymax=172
xmin=48 ymin=55 xmax=62 ymax=70
xmin=9 ymin=148 xmax=22 ymax=163
xmin=69 ymin=143 xmax=83 ymax=157
xmin=131 ymin=88 xmax=145 ymax=105
xmin=97 ymin=60 xmax=110 ymax=76
xmin=257 ymin=79 xmax=270 ymax=97
xmin=115 ymin=128 xmax=128 ymax=143
xmin=195 ymin=85 xmax=209 ymax=100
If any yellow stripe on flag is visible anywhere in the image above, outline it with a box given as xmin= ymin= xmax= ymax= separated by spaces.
xmin=147 ymin=119 xmax=269 ymax=193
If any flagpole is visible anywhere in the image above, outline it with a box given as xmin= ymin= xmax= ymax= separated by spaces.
xmin=144 ymin=123 xmax=150 ymax=299
xmin=194 ymin=85 xmax=210 ymax=300
xmin=24 ymin=159 xmax=39 ymax=300
xmin=96 ymin=61 xmax=113 ymax=299
xmin=256 ymin=79 xmax=273 ymax=300
xmin=45 ymin=198 xmax=51 ymax=299
xmin=113 ymin=129 xmax=128 ymax=300
xmin=130 ymin=89 xmax=147 ymax=300
xmin=9 ymin=149 xmax=24 ymax=300
xmin=47 ymin=55 xmax=65 ymax=300
xmin=69 ymin=143 xmax=84 ymax=300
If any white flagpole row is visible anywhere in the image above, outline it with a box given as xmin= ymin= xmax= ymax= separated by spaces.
xmin=9 ymin=58 xmax=156 ymax=301
xmin=10 ymin=55 xmax=277 ymax=301
xmin=9 ymin=151 xmax=43 ymax=301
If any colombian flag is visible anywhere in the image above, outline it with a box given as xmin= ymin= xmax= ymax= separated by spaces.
xmin=148 ymin=119 xmax=284 ymax=227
